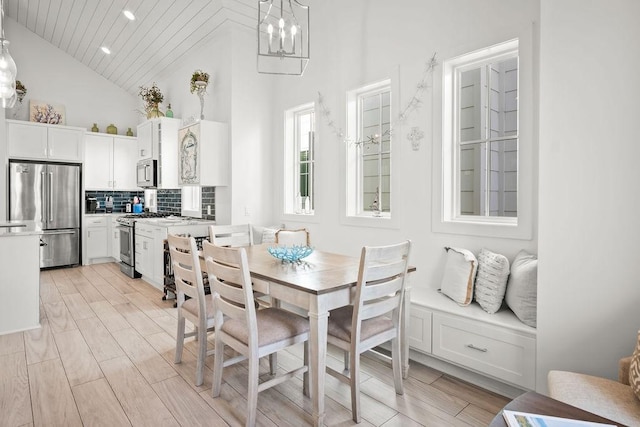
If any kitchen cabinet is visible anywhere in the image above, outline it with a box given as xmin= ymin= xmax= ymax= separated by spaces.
xmin=134 ymin=221 xmax=164 ymax=287
xmin=7 ymin=119 xmax=84 ymax=162
xmin=84 ymin=215 xmax=109 ymax=263
xmin=178 ymin=120 xmax=229 ymax=186
xmin=111 ymin=216 xmax=122 ymax=261
xmin=136 ymin=117 xmax=181 ymax=188
xmin=85 ymin=133 xmax=138 ymax=190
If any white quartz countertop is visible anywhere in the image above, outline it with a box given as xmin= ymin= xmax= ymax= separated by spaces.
xmin=0 ymin=220 xmax=43 ymax=237
xmin=136 ymin=217 xmax=216 ymax=227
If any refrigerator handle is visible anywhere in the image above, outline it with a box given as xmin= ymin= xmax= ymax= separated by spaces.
xmin=41 ymin=171 xmax=47 ymax=223
xmin=48 ymin=172 xmax=54 ymax=222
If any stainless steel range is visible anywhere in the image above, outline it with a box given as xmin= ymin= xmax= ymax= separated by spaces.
xmin=116 ymin=212 xmax=170 ymax=278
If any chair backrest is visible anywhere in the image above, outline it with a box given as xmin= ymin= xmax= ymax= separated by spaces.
xmin=168 ymin=234 xmax=206 ymax=312
xmin=202 ymin=241 xmax=257 ymax=346
xmin=275 ymin=228 xmax=310 ymax=246
xmin=352 ymin=240 xmax=411 ymax=341
xmin=209 ymin=224 xmax=253 ymax=247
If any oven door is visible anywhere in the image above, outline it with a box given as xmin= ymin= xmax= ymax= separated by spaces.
xmin=118 ymin=225 xmax=134 ymax=266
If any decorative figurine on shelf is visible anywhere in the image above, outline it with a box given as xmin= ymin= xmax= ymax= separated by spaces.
xmin=165 ymin=103 xmax=174 ymax=118
xmin=91 ymin=123 xmax=99 ymax=132
xmin=138 ymin=82 xmax=164 ymax=119
xmin=190 ymin=69 xmax=210 ymax=120
xmin=126 ymin=127 xmax=133 ymax=136
xmin=11 ymin=80 xmax=27 ymax=119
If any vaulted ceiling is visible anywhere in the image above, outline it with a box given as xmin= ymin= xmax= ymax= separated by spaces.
xmin=6 ymin=0 xmax=257 ymax=94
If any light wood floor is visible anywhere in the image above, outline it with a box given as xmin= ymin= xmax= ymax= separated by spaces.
xmin=0 ymin=263 xmax=510 ymax=427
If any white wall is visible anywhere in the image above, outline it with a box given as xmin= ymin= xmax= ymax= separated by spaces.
xmin=268 ymin=0 xmax=539 ymax=294
xmin=4 ymin=18 xmax=138 ymax=132
xmin=537 ymin=0 xmax=640 ymax=391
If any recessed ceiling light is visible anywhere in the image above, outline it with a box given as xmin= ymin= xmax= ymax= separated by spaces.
xmin=101 ymin=46 xmax=111 ymax=54
xmin=123 ymin=10 xmax=135 ymax=20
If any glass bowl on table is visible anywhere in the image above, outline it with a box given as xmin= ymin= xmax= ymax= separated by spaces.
xmin=267 ymin=245 xmax=313 ymax=263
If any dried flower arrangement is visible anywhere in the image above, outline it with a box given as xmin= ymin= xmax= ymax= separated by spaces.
xmin=190 ymin=70 xmax=209 ymax=93
xmin=138 ymin=82 xmax=164 ymax=113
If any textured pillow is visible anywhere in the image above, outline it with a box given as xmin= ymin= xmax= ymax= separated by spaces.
xmin=439 ymin=247 xmax=478 ymax=306
xmin=474 ymin=248 xmax=510 ymax=314
xmin=630 ymin=330 xmax=640 ymax=400
xmin=505 ymin=250 xmax=538 ymax=327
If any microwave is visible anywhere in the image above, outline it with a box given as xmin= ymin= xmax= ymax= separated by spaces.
xmin=136 ymin=159 xmax=158 ymax=188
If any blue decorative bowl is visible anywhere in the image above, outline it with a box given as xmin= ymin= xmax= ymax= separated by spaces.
xmin=267 ymin=245 xmax=313 ymax=262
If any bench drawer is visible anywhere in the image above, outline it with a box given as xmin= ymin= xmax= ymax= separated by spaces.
xmin=432 ymin=312 xmax=535 ymax=389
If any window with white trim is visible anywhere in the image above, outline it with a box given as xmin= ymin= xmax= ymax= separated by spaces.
xmin=443 ymin=39 xmax=519 ymax=224
xmin=284 ymin=103 xmax=315 ymax=215
xmin=346 ymin=80 xmax=392 ymax=218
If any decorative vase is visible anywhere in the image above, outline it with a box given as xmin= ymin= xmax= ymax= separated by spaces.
xmin=165 ymin=104 xmax=174 ymax=118
xmin=126 ymin=127 xmax=133 ymax=137
xmin=106 ymin=124 xmax=117 ymax=134
xmin=91 ymin=123 xmax=99 ymax=132
xmin=147 ymin=105 xmax=164 ymax=119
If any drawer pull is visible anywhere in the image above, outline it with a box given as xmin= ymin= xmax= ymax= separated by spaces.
xmin=466 ymin=344 xmax=488 ymax=353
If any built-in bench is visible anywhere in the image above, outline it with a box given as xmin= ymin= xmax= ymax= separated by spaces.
xmin=407 ymin=287 xmax=536 ymax=398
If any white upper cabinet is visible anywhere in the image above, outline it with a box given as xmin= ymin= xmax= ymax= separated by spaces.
xmin=85 ymin=133 xmax=138 ymax=190
xmin=136 ymin=117 xmax=181 ymax=188
xmin=178 ymin=120 xmax=229 ymax=186
xmin=7 ymin=120 xmax=84 ymax=162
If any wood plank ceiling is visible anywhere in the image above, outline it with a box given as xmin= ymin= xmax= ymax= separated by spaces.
xmin=5 ymin=0 xmax=257 ymax=94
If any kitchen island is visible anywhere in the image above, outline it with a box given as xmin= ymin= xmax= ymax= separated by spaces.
xmin=0 ymin=221 xmax=42 ymax=335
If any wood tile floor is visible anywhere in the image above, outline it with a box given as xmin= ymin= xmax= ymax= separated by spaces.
xmin=0 ymin=263 xmax=510 ymax=426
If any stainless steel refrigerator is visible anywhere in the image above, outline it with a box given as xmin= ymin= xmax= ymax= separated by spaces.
xmin=9 ymin=160 xmax=81 ymax=268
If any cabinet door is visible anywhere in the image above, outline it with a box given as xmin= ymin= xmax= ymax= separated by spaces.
xmin=113 ymin=137 xmax=138 ymax=189
xmin=7 ymin=121 xmax=48 ymax=159
xmin=86 ymin=227 xmax=109 ymax=260
xmin=151 ymin=227 xmax=167 ymax=285
xmin=48 ymin=127 xmax=84 ymax=161
xmin=135 ymin=234 xmax=153 ymax=278
xmin=111 ymin=220 xmax=121 ymax=261
xmin=84 ymin=134 xmax=114 ymax=189
xmin=137 ymin=121 xmax=153 ymax=161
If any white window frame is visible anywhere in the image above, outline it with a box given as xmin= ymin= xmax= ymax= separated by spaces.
xmin=344 ymin=77 xmax=400 ymax=228
xmin=435 ymin=38 xmax=533 ymax=239
xmin=284 ymin=102 xmax=315 ymax=216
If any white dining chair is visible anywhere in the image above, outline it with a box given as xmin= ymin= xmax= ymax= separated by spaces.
xmin=275 ymin=228 xmax=310 ymax=246
xmin=202 ymin=241 xmax=310 ymax=427
xmin=209 ymin=224 xmax=253 ymax=247
xmin=326 ymin=240 xmax=411 ymax=423
xmin=168 ymin=233 xmax=216 ymax=387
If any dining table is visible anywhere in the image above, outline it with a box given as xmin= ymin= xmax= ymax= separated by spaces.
xmin=207 ymin=243 xmax=416 ymax=427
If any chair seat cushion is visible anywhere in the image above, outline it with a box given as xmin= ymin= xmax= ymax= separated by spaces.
xmin=327 ymin=306 xmax=394 ymax=343
xmin=182 ymin=294 xmax=215 ymax=320
xmin=548 ymin=370 xmax=640 ymax=426
xmin=221 ymin=308 xmax=309 ymax=347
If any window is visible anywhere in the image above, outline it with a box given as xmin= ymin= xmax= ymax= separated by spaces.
xmin=284 ymin=103 xmax=315 ymax=215
xmin=443 ymin=39 xmax=519 ymax=225
xmin=346 ymin=80 xmax=392 ymax=219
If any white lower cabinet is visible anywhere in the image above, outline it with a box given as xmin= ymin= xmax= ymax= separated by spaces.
xmin=410 ymin=289 xmax=537 ymax=390
xmin=111 ymin=217 xmax=121 ymax=262
xmin=84 ymin=216 xmax=109 ymax=262
xmin=134 ymin=222 xmax=166 ymax=288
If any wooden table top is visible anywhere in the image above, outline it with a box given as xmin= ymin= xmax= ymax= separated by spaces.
xmin=238 ymin=244 xmax=416 ymax=296
xmin=489 ymin=391 xmax=620 ymax=426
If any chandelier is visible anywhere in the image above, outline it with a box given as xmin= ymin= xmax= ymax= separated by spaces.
xmin=0 ymin=0 xmax=16 ymax=108
xmin=257 ymin=0 xmax=309 ymax=76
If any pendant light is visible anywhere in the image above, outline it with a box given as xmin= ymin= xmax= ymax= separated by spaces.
xmin=0 ymin=0 xmax=16 ymax=108
xmin=257 ymin=0 xmax=309 ymax=76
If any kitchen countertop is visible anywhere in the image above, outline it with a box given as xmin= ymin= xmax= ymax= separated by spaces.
xmin=135 ymin=217 xmax=216 ymax=226
xmin=0 ymin=220 xmax=43 ymax=237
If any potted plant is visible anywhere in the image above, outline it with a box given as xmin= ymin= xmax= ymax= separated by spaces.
xmin=190 ymin=70 xmax=209 ymax=93
xmin=15 ymin=80 xmax=26 ymax=104
xmin=138 ymin=82 xmax=164 ymax=118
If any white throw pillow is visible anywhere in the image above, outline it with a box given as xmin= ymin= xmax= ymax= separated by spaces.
xmin=505 ymin=250 xmax=538 ymax=327
xmin=439 ymin=247 xmax=478 ymax=306
xmin=474 ymin=248 xmax=510 ymax=314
